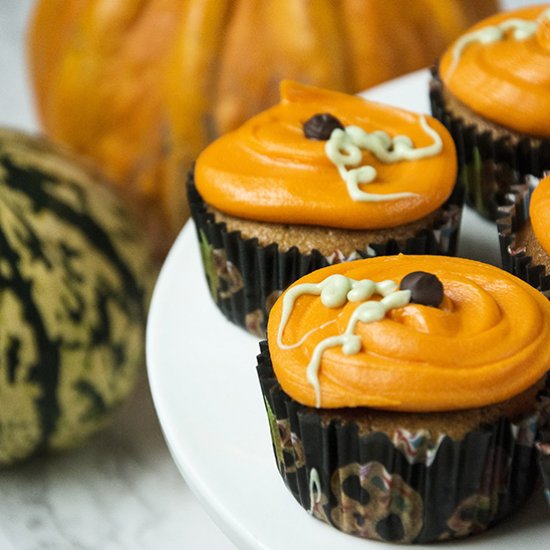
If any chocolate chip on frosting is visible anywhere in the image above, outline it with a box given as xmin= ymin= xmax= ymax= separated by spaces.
xmin=399 ymin=271 xmax=444 ymax=307
xmin=303 ymin=113 xmax=344 ymax=140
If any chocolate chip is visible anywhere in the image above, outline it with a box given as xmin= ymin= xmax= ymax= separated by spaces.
xmin=303 ymin=113 xmax=344 ymax=140
xmin=399 ymin=271 xmax=444 ymax=307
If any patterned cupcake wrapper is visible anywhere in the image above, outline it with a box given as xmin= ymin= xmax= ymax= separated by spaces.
xmin=188 ymin=172 xmax=463 ymax=337
xmin=497 ymin=184 xmax=550 ymax=294
xmin=430 ymin=67 xmax=550 ymax=221
xmin=257 ymin=341 xmax=550 ymax=544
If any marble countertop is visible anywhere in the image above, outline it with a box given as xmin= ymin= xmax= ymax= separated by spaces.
xmin=0 ymin=0 xmax=544 ymax=548
xmin=0 ymin=2 xmax=234 ymax=549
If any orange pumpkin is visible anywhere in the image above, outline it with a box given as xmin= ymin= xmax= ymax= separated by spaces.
xmin=27 ymin=0 xmax=498 ymax=258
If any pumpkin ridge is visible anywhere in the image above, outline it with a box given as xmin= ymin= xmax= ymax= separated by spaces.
xmin=331 ymin=4 xmax=355 ymax=91
xmin=208 ymin=0 xmax=237 ymax=142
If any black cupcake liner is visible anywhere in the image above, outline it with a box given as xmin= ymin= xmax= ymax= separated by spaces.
xmin=537 ymin=402 xmax=550 ymax=508
xmin=430 ymin=67 xmax=550 ymax=221
xmin=497 ymin=184 xmax=550 ymax=294
xmin=257 ymin=341 xmax=550 ymax=543
xmin=188 ymin=171 xmax=463 ymax=337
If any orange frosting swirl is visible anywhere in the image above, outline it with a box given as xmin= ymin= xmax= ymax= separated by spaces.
xmin=267 ymin=255 xmax=550 ymax=412
xmin=440 ymin=5 xmax=550 ymax=138
xmin=530 ymin=174 xmax=550 ymax=255
xmin=195 ymin=81 xmax=456 ymax=230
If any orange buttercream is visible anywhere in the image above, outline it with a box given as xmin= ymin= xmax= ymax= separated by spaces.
xmin=267 ymin=255 xmax=550 ymax=412
xmin=530 ymin=174 xmax=550 ymax=255
xmin=195 ymin=81 xmax=456 ymax=230
xmin=440 ymin=5 xmax=550 ymax=138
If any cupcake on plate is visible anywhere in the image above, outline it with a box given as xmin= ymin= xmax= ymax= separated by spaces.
xmin=430 ymin=5 xmax=550 ymax=220
xmin=499 ymin=175 xmax=550 ymax=294
xmin=189 ymin=81 xmax=462 ymax=336
xmin=258 ymin=254 xmax=550 ymax=543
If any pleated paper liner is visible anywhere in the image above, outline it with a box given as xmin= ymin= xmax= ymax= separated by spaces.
xmin=257 ymin=341 xmax=550 ymax=544
xmin=188 ymin=172 xmax=463 ymax=337
xmin=497 ymin=184 xmax=550 ymax=295
xmin=430 ymin=66 xmax=550 ymax=221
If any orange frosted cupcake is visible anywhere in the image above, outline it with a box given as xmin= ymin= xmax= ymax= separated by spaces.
xmin=500 ymin=175 xmax=550 ymax=294
xmin=258 ymin=255 xmax=550 ymax=543
xmin=189 ymin=81 xmax=461 ymax=336
xmin=430 ymin=5 xmax=550 ymax=220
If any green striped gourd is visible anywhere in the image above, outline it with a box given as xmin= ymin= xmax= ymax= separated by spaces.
xmin=0 ymin=128 xmax=154 ymax=466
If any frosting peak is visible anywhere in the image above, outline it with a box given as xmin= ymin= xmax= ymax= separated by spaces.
xmin=267 ymin=255 xmax=550 ymax=411
xmin=195 ymin=81 xmax=456 ymax=229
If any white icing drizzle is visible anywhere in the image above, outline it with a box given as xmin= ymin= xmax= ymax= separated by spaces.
xmin=324 ymin=115 xmax=442 ymax=202
xmin=308 ymin=468 xmax=322 ymax=513
xmin=277 ymin=274 xmax=411 ymax=407
xmin=448 ymin=8 xmax=550 ymax=77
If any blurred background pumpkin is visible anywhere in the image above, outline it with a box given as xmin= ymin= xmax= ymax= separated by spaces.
xmin=27 ymin=0 xmax=499 ymax=260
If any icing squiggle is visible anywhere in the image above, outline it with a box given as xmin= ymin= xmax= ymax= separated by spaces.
xmin=277 ymin=275 xmax=397 ymax=348
xmin=325 ymin=116 xmax=442 ymax=202
xmin=447 ymin=8 xmax=550 ymax=78
xmin=277 ymin=274 xmax=411 ymax=407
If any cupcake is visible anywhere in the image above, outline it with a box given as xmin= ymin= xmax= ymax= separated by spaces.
xmin=258 ymin=254 xmax=550 ymax=543
xmin=189 ymin=80 xmax=462 ymax=336
xmin=430 ymin=5 xmax=550 ymax=220
xmin=499 ymin=175 xmax=550 ymax=294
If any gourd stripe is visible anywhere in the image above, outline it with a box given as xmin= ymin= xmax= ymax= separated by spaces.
xmin=0 ymin=227 xmax=61 ymax=449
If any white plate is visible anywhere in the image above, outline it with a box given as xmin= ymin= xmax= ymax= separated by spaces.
xmin=146 ymin=70 xmax=550 ymax=549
